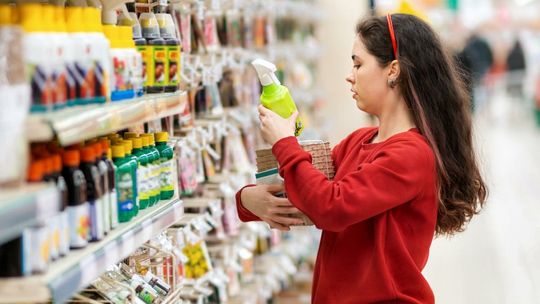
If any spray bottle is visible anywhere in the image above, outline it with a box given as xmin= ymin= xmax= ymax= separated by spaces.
xmin=251 ymin=59 xmax=303 ymax=136
xmin=156 ymin=13 xmax=180 ymax=92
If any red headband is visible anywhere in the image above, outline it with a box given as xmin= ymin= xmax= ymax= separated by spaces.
xmin=386 ymin=14 xmax=398 ymax=59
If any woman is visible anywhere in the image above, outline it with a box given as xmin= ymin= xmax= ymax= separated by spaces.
xmin=236 ymin=14 xmax=487 ymax=303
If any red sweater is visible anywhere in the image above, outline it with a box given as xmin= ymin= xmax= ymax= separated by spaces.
xmin=236 ymin=127 xmax=438 ymax=303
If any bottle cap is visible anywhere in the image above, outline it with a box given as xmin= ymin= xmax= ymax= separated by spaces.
xmin=122 ymin=140 xmax=133 ymax=154
xmin=54 ymin=6 xmax=66 ymax=33
xmin=65 ymin=7 xmax=85 ymax=33
xmin=27 ymin=160 xmax=44 ymax=182
xmin=62 ymin=150 xmax=80 ymax=167
xmin=155 ymin=132 xmax=168 ymax=143
xmin=19 ymin=3 xmax=43 ymax=32
xmin=92 ymin=142 xmax=104 ymax=158
xmin=52 ymin=154 xmax=62 ymax=173
xmin=130 ymin=137 xmax=143 ymax=149
xmin=81 ymin=146 xmax=96 ymax=162
xmin=42 ymin=4 xmax=55 ymax=32
xmin=83 ymin=7 xmax=102 ymax=33
xmin=124 ymin=132 xmax=138 ymax=139
xmin=112 ymin=145 xmax=125 ymax=158
xmin=155 ymin=13 xmax=175 ymax=39
xmin=139 ymin=12 xmax=160 ymax=39
xmin=141 ymin=136 xmax=149 ymax=147
xmin=142 ymin=133 xmax=155 ymax=146
xmin=99 ymin=138 xmax=110 ymax=152
xmin=0 ymin=5 xmax=14 ymax=25
xmin=44 ymin=156 xmax=54 ymax=176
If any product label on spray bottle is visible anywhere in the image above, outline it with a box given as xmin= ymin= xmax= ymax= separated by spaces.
xmin=68 ymin=202 xmax=89 ymax=248
xmin=89 ymin=197 xmax=105 ymax=241
xmin=154 ymin=46 xmax=167 ymax=86
xmin=137 ymin=46 xmax=150 ymax=86
xmin=28 ymin=64 xmax=54 ymax=112
xmin=109 ymin=188 xmax=119 ymax=228
xmin=117 ymin=172 xmax=134 ymax=213
xmin=168 ymin=45 xmax=180 ymax=86
xmin=160 ymin=159 xmax=174 ymax=192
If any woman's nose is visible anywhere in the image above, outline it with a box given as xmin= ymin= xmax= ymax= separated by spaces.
xmin=345 ymin=73 xmax=354 ymax=84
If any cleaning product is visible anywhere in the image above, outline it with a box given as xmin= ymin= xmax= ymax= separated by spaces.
xmin=26 ymin=160 xmax=50 ymax=273
xmin=118 ymin=14 xmax=145 ymax=96
xmin=141 ymin=135 xmax=157 ymax=206
xmin=43 ymin=5 xmax=67 ymax=109
xmin=129 ymin=137 xmax=150 ymax=209
xmin=62 ymin=149 xmax=89 ymax=249
xmin=104 ymin=25 xmax=134 ymax=101
xmin=65 ymin=6 xmax=95 ymax=106
xmin=52 ymin=154 xmax=70 ymax=256
xmin=42 ymin=156 xmax=60 ymax=261
xmin=54 ymin=5 xmax=77 ymax=107
xmin=122 ymin=140 xmax=139 ymax=217
xmin=251 ymin=59 xmax=303 ymax=136
xmin=100 ymin=139 xmax=118 ymax=229
xmin=142 ymin=133 xmax=161 ymax=205
xmin=156 ymin=13 xmax=180 ymax=92
xmin=155 ymin=132 xmax=174 ymax=200
xmin=83 ymin=7 xmax=110 ymax=104
xmin=19 ymin=3 xmax=54 ymax=112
xmin=80 ymin=146 xmax=105 ymax=242
xmin=119 ymin=25 xmax=143 ymax=99
xmin=112 ymin=145 xmax=134 ymax=223
xmin=127 ymin=12 xmax=148 ymax=96
xmin=93 ymin=142 xmax=111 ymax=235
xmin=139 ymin=12 xmax=165 ymax=93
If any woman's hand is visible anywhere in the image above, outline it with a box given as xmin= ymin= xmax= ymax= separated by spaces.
xmin=258 ymin=105 xmax=298 ymax=146
xmin=240 ymin=184 xmax=304 ymax=231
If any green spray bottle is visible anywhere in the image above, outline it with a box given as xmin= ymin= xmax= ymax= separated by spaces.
xmin=112 ymin=145 xmax=134 ymax=223
xmin=251 ymin=59 xmax=303 ymax=136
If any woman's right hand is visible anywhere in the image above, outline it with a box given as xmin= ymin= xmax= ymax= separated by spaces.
xmin=240 ymin=184 xmax=305 ymax=231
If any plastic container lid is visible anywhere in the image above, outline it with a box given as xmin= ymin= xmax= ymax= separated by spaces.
xmin=81 ymin=146 xmax=96 ymax=162
xmin=83 ymin=7 xmax=102 ymax=33
xmin=52 ymin=154 xmax=62 ymax=173
xmin=122 ymin=140 xmax=133 ymax=155
xmin=155 ymin=132 xmax=168 ymax=143
xmin=92 ymin=142 xmax=104 ymax=158
xmin=0 ymin=5 xmax=14 ymax=25
xmin=62 ymin=150 xmax=80 ymax=167
xmin=139 ymin=12 xmax=160 ymax=39
xmin=141 ymin=136 xmax=149 ymax=148
xmin=44 ymin=156 xmax=54 ymax=176
xmin=124 ymin=132 xmax=138 ymax=139
xmin=130 ymin=137 xmax=143 ymax=149
xmin=19 ymin=3 xmax=43 ymax=32
xmin=112 ymin=145 xmax=125 ymax=158
xmin=118 ymin=25 xmax=135 ymax=48
xmin=42 ymin=4 xmax=55 ymax=32
xmin=155 ymin=13 xmax=176 ymax=39
xmin=103 ymin=25 xmax=120 ymax=48
xmin=28 ymin=160 xmax=44 ymax=182
xmin=142 ymin=133 xmax=155 ymax=146
xmin=99 ymin=138 xmax=110 ymax=152
xmin=65 ymin=7 xmax=85 ymax=33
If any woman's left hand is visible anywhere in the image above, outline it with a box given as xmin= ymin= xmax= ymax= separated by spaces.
xmin=258 ymin=105 xmax=298 ymax=145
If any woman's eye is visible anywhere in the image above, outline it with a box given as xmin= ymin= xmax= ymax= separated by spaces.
xmin=353 ymin=64 xmax=361 ymax=69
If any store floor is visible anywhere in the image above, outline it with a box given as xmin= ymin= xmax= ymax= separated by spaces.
xmin=423 ymin=88 xmax=540 ymax=303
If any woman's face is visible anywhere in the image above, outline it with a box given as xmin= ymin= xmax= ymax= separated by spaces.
xmin=346 ymin=37 xmax=389 ymax=116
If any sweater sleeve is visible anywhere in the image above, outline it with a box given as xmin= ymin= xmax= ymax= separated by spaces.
xmin=235 ymin=184 xmax=261 ymax=222
xmin=272 ymin=136 xmax=431 ymax=232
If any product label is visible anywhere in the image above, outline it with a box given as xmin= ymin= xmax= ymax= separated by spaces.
xmin=89 ymin=198 xmax=105 ymax=241
xmin=109 ymin=189 xmax=119 ymax=228
xmin=59 ymin=211 xmax=69 ymax=256
xmin=53 ymin=65 xmax=68 ymax=106
xmin=112 ymin=53 xmax=129 ymax=91
xmin=138 ymin=290 xmax=156 ymax=304
xmin=154 ymin=46 xmax=167 ymax=86
xmin=29 ymin=226 xmax=50 ymax=273
xmin=138 ymin=165 xmax=149 ymax=201
xmin=48 ymin=215 xmax=60 ymax=260
xmin=167 ymin=46 xmax=180 ymax=86
xmin=160 ymin=159 xmax=174 ymax=191
xmin=65 ymin=62 xmax=77 ymax=105
xmin=67 ymin=203 xmax=89 ymax=248
xmin=117 ymin=172 xmax=134 ymax=213
xmin=101 ymin=167 xmax=111 ymax=233
xmin=150 ymin=162 xmax=161 ymax=197
xmin=137 ymin=46 xmax=149 ymax=85
xmin=94 ymin=60 xmax=107 ymax=98
xmin=28 ymin=63 xmax=54 ymax=110
xmin=74 ymin=59 xmax=96 ymax=101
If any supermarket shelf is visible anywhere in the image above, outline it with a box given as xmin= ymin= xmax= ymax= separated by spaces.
xmin=0 ymin=183 xmax=60 ymax=245
xmin=27 ymin=91 xmax=188 ymax=145
xmin=0 ymin=198 xmax=184 ymax=304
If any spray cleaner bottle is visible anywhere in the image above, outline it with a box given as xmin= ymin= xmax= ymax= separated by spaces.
xmin=251 ymin=59 xmax=303 ymax=136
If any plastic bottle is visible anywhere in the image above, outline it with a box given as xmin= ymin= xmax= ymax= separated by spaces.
xmin=62 ymin=149 xmax=89 ymax=249
xmin=156 ymin=13 xmax=180 ymax=92
xmin=93 ymin=143 xmax=111 ymax=235
xmin=80 ymin=146 xmax=105 ymax=242
xmin=43 ymin=5 xmax=67 ymax=110
xmin=118 ymin=23 xmax=144 ymax=97
xmin=142 ymin=134 xmax=161 ymax=205
xmin=127 ymin=12 xmax=148 ymax=96
xmin=19 ymin=3 xmax=54 ymax=112
xmin=42 ymin=156 xmax=60 ymax=261
xmin=112 ymin=145 xmax=134 ymax=223
xmin=143 ymin=271 xmax=171 ymax=296
xmin=129 ymin=137 xmax=150 ymax=210
xmin=139 ymin=12 xmax=165 ymax=93
xmin=26 ymin=160 xmax=50 ymax=273
xmin=130 ymin=278 xmax=159 ymax=304
xmin=104 ymin=25 xmax=134 ymax=101
xmin=251 ymin=59 xmax=303 ymax=136
xmin=52 ymin=154 xmax=70 ymax=256
xmin=155 ymin=132 xmax=174 ymax=200
xmin=54 ymin=6 xmax=77 ymax=107
xmin=83 ymin=7 xmax=110 ymax=104
xmin=100 ymin=139 xmax=118 ymax=229
xmin=140 ymin=135 xmax=156 ymax=206
xmin=122 ymin=140 xmax=139 ymax=217
xmin=66 ymin=7 xmax=95 ymax=106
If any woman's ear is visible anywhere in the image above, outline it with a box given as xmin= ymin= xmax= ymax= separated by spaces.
xmin=387 ymin=60 xmax=400 ymax=81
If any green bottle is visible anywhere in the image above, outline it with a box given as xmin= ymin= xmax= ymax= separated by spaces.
xmin=251 ymin=59 xmax=303 ymax=136
xmin=122 ymin=140 xmax=139 ymax=217
xmin=154 ymin=132 xmax=174 ymax=200
xmin=142 ymin=134 xmax=161 ymax=205
xmin=129 ymin=137 xmax=150 ymax=210
xmin=112 ymin=145 xmax=134 ymax=223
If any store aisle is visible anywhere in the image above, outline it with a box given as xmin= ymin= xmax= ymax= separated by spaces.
xmin=423 ymin=90 xmax=540 ymax=304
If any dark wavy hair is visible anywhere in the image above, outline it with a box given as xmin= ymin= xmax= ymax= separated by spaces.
xmin=356 ymin=14 xmax=487 ymax=236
